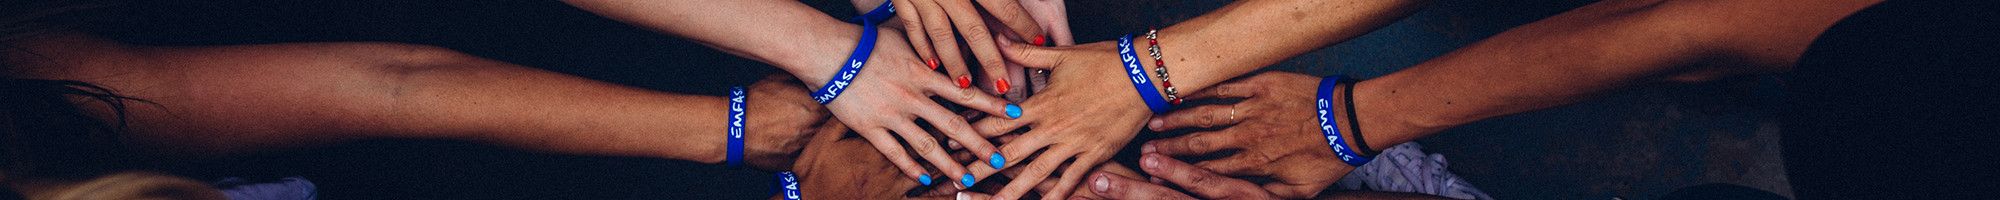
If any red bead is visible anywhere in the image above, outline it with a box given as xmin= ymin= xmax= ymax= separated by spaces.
xmin=1162 ymin=81 xmax=1173 ymax=88
xmin=1170 ymin=98 xmax=1183 ymax=105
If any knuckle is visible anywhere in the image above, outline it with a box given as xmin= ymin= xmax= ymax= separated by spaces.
xmin=926 ymin=27 xmax=958 ymax=38
xmin=962 ymin=24 xmax=990 ymax=35
xmin=907 ymin=136 xmax=941 ymax=151
xmin=1025 ymin=162 xmax=1058 ymax=174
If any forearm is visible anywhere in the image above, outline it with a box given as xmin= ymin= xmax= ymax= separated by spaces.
xmin=563 ymin=0 xmax=862 ymax=83
xmin=1159 ymin=0 xmax=1425 ymax=93
xmin=1352 ymin=0 xmax=1877 ymax=150
xmin=29 ymin=41 xmax=733 ymax=163
xmin=386 ymin=54 xmax=730 ymax=163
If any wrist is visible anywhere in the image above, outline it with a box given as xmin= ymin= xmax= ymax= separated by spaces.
xmin=1349 ymin=81 xmax=1424 ymax=153
xmin=774 ymin=23 xmax=865 ymax=87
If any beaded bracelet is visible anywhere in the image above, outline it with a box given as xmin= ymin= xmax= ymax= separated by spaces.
xmin=1145 ymin=30 xmax=1184 ymax=105
xmin=1117 ymin=34 xmax=1172 ymax=114
xmin=1316 ymin=76 xmax=1372 ymax=166
xmin=726 ymin=86 xmax=747 ymax=167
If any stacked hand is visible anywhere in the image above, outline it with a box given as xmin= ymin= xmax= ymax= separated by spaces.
xmin=862 ymin=0 xmax=1050 ymax=97
xmin=963 ymin=36 xmax=1159 ymax=200
xmin=811 ymin=27 xmax=1016 ymax=186
xmin=740 ymin=74 xmax=836 ymax=171
xmin=1144 ymin=72 xmax=1360 ymax=198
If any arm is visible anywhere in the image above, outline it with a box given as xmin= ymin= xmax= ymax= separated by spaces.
xmin=965 ymin=0 xmax=1427 ymax=199
xmin=1354 ymin=0 xmax=1880 ymax=151
xmin=1148 ymin=0 xmax=1427 ymax=95
xmin=1144 ymin=0 xmax=1879 ymax=196
xmin=565 ymin=1 xmax=1019 ymax=184
xmin=4 ymin=33 xmax=827 ymax=170
xmin=561 ymin=0 xmax=854 ymax=82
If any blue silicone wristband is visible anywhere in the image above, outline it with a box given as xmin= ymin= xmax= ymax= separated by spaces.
xmin=777 ymin=171 xmax=802 ymax=200
xmin=1316 ymin=76 xmax=1372 ymax=166
xmin=811 ymin=3 xmax=893 ymax=104
xmin=726 ymin=86 xmax=747 ymax=167
xmin=1117 ymin=34 xmax=1172 ymax=114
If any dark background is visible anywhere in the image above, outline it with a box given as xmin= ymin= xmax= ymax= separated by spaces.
xmin=92 ymin=0 xmax=1789 ymax=199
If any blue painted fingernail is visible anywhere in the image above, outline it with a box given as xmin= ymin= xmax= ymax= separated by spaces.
xmin=920 ymin=174 xmax=933 ymax=186
xmin=961 ymin=174 xmax=977 ymax=187
xmin=1005 ymin=104 xmax=1022 ymax=119
xmin=989 ymin=153 xmax=1006 ymax=168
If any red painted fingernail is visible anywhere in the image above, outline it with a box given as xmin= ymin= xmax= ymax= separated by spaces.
xmin=1030 ymin=35 xmax=1047 ymax=46
xmin=957 ymin=75 xmax=972 ymax=88
xmin=995 ymin=80 xmax=1011 ymax=94
xmin=927 ymin=58 xmax=940 ymax=70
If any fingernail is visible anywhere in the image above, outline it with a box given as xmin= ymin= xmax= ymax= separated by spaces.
xmin=957 ymin=75 xmax=972 ymax=88
xmin=1142 ymin=144 xmax=1157 ymax=154
xmin=995 ymin=80 xmax=1011 ymax=94
xmin=920 ymin=174 xmax=934 ymax=186
xmin=989 ymin=152 xmax=1006 ymax=168
xmin=1092 ymin=175 xmax=1111 ymax=193
xmin=1031 ymin=35 xmax=1047 ymax=46
xmin=948 ymin=140 xmax=962 ymax=150
xmin=957 ymin=192 xmax=970 ymax=200
xmin=928 ymin=58 xmax=940 ymax=70
xmin=1004 ymin=104 xmax=1022 ymax=119
xmin=1142 ymin=154 xmax=1160 ymax=170
xmin=1148 ymin=119 xmax=1163 ymax=130
xmin=961 ymin=174 xmax=977 ymax=187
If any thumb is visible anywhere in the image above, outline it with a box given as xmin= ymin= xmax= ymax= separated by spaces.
xmin=996 ymin=35 xmax=1068 ymax=70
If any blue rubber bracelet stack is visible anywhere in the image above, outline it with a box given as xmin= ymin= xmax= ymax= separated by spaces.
xmin=1316 ymin=76 xmax=1372 ymax=166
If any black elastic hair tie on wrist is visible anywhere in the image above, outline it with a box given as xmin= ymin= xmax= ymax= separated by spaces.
xmin=1341 ymin=77 xmax=1380 ymax=156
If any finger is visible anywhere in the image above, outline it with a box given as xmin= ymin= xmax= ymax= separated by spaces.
xmin=1179 ymin=81 xmax=1262 ymax=100
xmin=1088 ymin=172 xmax=1197 ymax=200
xmin=971 ymin=113 xmax=1030 ymax=137
xmin=991 ymin=147 xmax=1075 ymax=200
xmin=1140 ymin=153 xmax=1261 ymax=199
xmin=924 ymin=76 xmax=1014 ymax=119
xmin=889 ymin=122 xmax=968 ymax=184
xmin=971 ymin=0 xmax=1046 ymax=44
xmin=1194 ymin=153 xmax=1275 ymax=176
xmin=916 ymin=107 xmax=999 ymax=164
xmin=1148 ymin=104 xmax=1249 ymax=131
xmin=890 ymin=0 xmax=939 ymax=71
xmin=932 ymin=0 xmax=1013 ymax=94
xmin=1141 ymin=131 xmax=1241 ymax=156
xmin=914 ymin=0 xmax=975 ymax=87
xmin=858 ymin=128 xmax=934 ymax=182
xmin=960 ymin=130 xmax=1056 ymax=188
xmin=1040 ymin=153 xmax=1105 ymax=200
xmin=995 ymin=35 xmax=1069 ymax=69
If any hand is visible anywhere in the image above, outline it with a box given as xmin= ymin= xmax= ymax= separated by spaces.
xmin=741 ymin=74 xmax=834 ymax=171
xmin=1143 ymin=72 xmax=1357 ymax=198
xmin=1080 ymin=153 xmax=1281 ymax=200
xmin=964 ymin=38 xmax=1157 ymax=200
xmin=1010 ymin=0 xmax=1071 ymax=99
xmin=810 ymin=27 xmax=1015 ymax=186
xmin=787 ymin=122 xmax=940 ymax=200
xmin=858 ymin=0 xmax=1047 ymax=96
